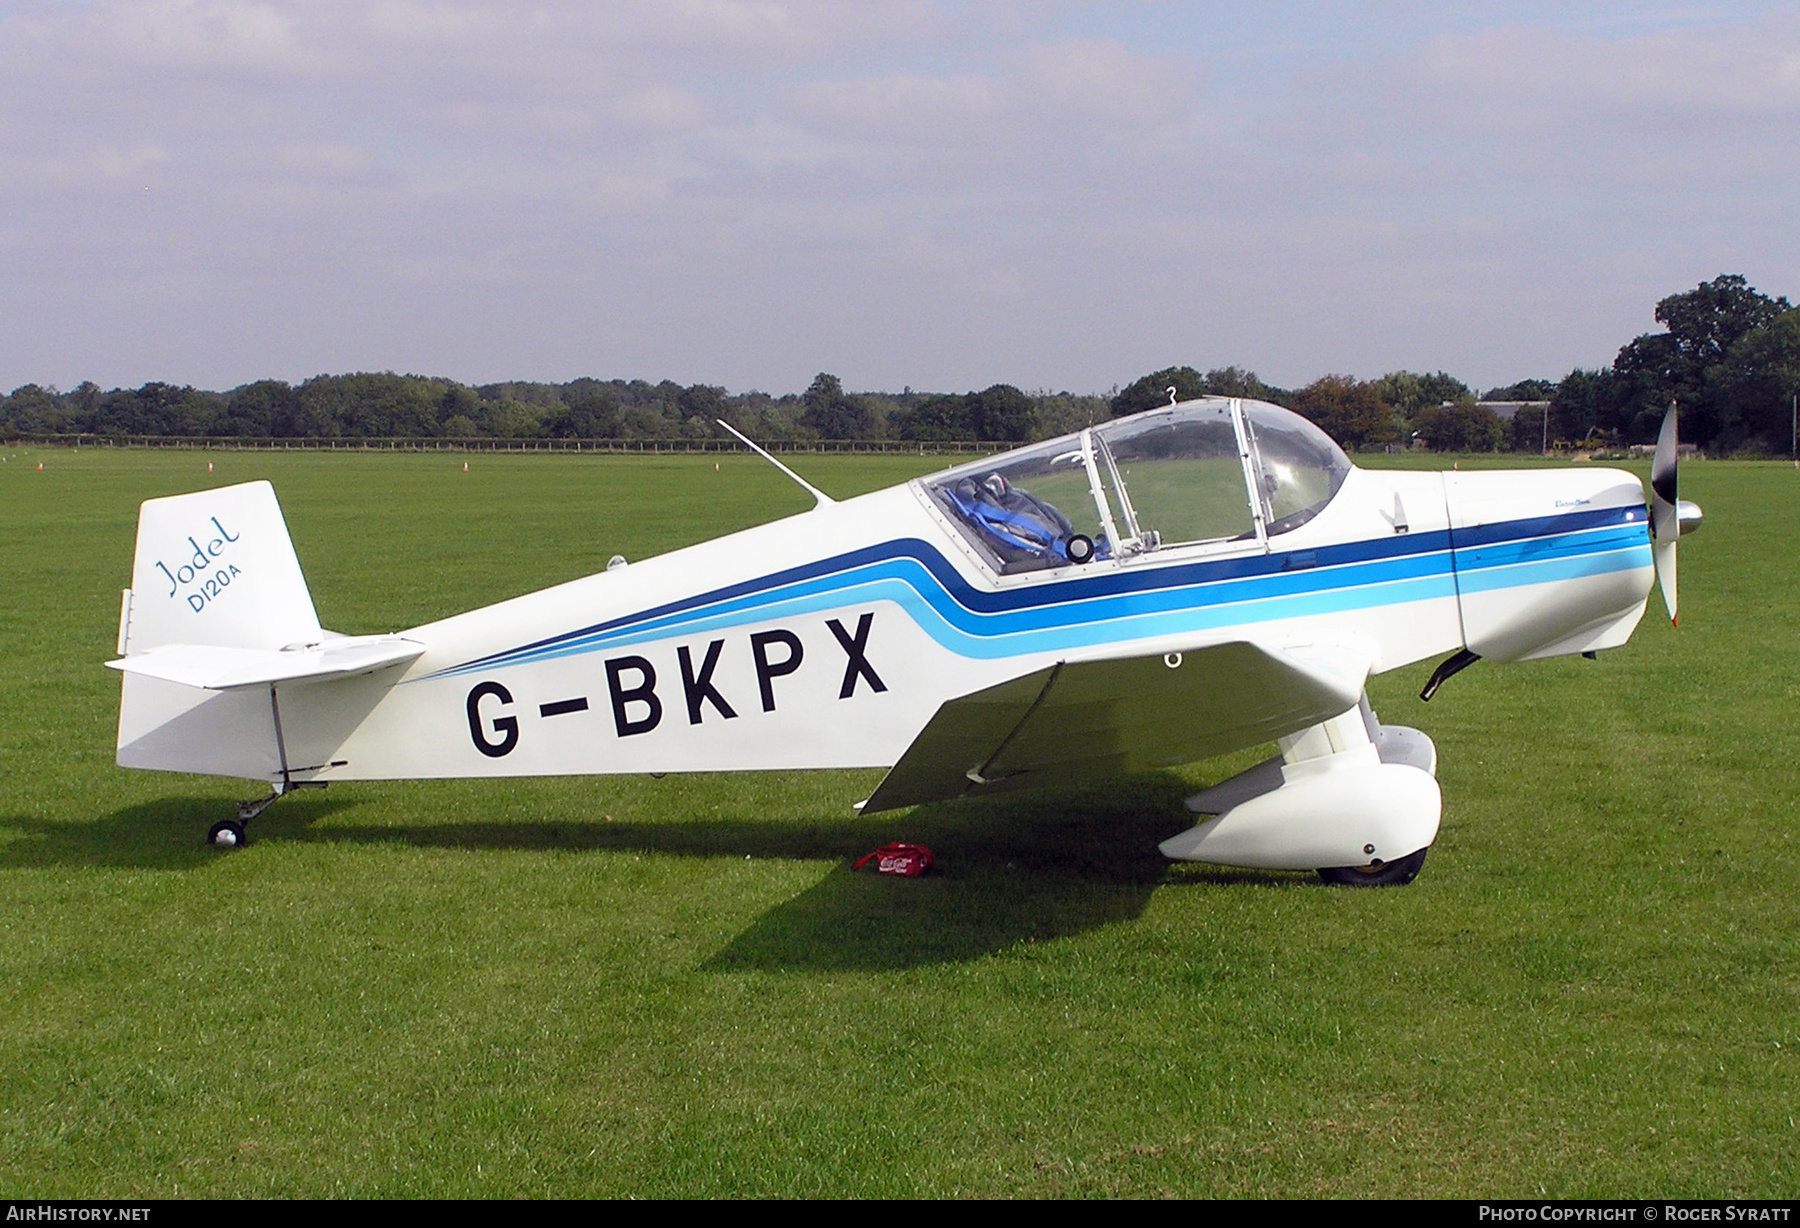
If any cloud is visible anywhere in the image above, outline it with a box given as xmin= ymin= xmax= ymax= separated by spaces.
xmin=785 ymin=73 xmax=999 ymax=144
xmin=87 ymin=0 xmax=307 ymax=73
xmin=1013 ymin=37 xmax=1191 ymax=128
xmin=787 ymin=37 xmax=1194 ymax=140
xmin=0 ymin=3 xmax=1795 ymax=395
xmin=1420 ymin=15 xmax=1800 ymax=116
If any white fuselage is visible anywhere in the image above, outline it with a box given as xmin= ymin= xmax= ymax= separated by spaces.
xmin=114 ymin=404 xmax=1655 ymax=795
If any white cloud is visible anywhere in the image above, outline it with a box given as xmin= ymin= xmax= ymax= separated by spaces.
xmin=0 ymin=143 xmax=172 ymax=192
xmin=1013 ymin=37 xmax=1190 ymax=127
xmin=786 ymin=73 xmax=999 ymax=143
xmin=0 ymin=3 xmax=1795 ymax=395
xmin=1420 ymin=15 xmax=1800 ymax=115
xmin=91 ymin=0 xmax=306 ymax=72
xmin=614 ymin=87 xmax=711 ymax=133
xmin=274 ymin=142 xmax=376 ymax=178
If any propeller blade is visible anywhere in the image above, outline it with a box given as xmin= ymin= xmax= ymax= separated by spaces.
xmin=1650 ymin=404 xmax=1679 ymax=625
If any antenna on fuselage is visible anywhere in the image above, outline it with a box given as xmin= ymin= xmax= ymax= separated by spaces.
xmin=715 ymin=419 xmax=837 ymax=508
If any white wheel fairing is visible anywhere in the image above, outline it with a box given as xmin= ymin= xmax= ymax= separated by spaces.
xmin=1160 ymin=760 xmax=1441 ymax=872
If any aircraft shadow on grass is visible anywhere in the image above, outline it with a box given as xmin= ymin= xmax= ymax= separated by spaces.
xmin=0 ymin=774 xmax=1290 ymax=970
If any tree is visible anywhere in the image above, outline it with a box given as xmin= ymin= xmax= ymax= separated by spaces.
xmin=1413 ymin=402 xmax=1504 ymax=452
xmin=897 ymin=393 xmax=975 ymax=441
xmin=1111 ymin=366 xmax=1206 ymax=417
xmin=1035 ymin=392 xmax=1110 ymax=435
xmin=970 ymin=384 xmax=1038 ymax=441
xmin=1 ymin=384 xmax=65 ymax=433
xmin=1613 ymin=274 xmax=1792 ymax=446
xmin=1291 ymin=375 xmax=1397 ymax=449
xmin=478 ymin=398 xmax=548 ymax=437
xmin=295 ymin=373 xmax=447 ymax=437
xmin=1547 ymin=368 xmax=1628 ymax=446
xmin=677 ymin=383 xmax=726 ymax=422
xmin=548 ymin=379 xmax=620 ymax=438
xmin=1650 ymin=274 xmax=1789 ymax=374
xmin=221 ymin=380 xmax=298 ymax=436
xmin=1374 ymin=370 xmax=1471 ymax=418
xmin=439 ymin=384 xmax=481 ymax=429
xmin=1710 ymin=307 xmax=1800 ymax=452
xmin=1203 ymin=366 xmax=1288 ymax=405
xmin=1507 ymin=403 xmax=1544 ymax=452
xmin=92 ymin=382 xmax=224 ymax=435
xmin=1481 ymin=378 xmax=1557 ymax=402
xmin=799 ymin=372 xmax=875 ymax=439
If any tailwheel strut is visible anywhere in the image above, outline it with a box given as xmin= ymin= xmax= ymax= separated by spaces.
xmin=207 ymin=682 xmax=337 ymax=848
xmin=209 ymin=778 xmax=329 ymax=848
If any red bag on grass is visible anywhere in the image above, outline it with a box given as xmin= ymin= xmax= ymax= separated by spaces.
xmin=852 ymin=843 xmax=934 ymax=877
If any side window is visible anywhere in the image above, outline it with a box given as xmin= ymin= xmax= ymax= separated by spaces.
xmin=1093 ymin=405 xmax=1253 ymax=549
xmin=923 ymin=439 xmax=1111 ymax=575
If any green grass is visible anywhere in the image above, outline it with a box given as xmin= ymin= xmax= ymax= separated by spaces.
xmin=1 ymin=444 xmax=1796 ymax=1197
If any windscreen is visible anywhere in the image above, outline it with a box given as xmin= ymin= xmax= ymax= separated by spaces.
xmin=1091 ymin=402 xmax=1252 ymax=548
xmin=1242 ymin=401 xmax=1352 ymax=534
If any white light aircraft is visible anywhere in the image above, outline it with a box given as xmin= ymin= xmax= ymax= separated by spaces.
xmin=108 ymin=397 xmax=1700 ymax=884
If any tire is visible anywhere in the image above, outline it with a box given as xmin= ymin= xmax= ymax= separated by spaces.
xmin=1317 ymin=846 xmax=1427 ymax=887
xmin=206 ymin=819 xmax=247 ymax=848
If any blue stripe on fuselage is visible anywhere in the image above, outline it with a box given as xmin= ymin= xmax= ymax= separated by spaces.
xmin=419 ymin=504 xmax=1648 ymax=679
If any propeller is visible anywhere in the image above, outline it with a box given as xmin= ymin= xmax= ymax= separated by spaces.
xmin=1649 ymin=403 xmax=1702 ymax=625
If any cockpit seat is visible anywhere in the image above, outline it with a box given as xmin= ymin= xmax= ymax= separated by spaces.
xmin=945 ymin=473 xmax=1082 ymax=569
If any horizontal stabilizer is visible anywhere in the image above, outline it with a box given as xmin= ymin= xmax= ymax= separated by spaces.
xmin=108 ymin=637 xmax=424 ymax=691
xmin=860 ymin=639 xmax=1372 ymax=813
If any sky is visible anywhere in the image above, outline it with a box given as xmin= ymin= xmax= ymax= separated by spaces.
xmin=2 ymin=0 xmax=1797 ymax=397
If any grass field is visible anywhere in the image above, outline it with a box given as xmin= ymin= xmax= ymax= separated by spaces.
xmin=1 ymin=444 xmax=1795 ymax=1198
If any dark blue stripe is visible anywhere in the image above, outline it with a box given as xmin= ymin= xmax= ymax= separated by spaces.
xmin=438 ymin=503 xmax=1643 ymax=676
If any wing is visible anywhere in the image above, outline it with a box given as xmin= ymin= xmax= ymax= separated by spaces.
xmin=859 ymin=639 xmax=1371 ymax=813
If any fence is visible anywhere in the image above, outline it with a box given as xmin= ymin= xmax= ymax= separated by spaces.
xmin=2 ymin=434 xmax=1001 ymax=455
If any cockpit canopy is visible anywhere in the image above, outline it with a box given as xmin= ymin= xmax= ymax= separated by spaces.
xmin=921 ymin=398 xmax=1352 ymax=576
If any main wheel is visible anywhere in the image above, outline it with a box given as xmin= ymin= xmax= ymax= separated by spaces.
xmin=206 ymin=819 xmax=247 ymax=848
xmin=1317 ymin=846 xmax=1427 ymax=887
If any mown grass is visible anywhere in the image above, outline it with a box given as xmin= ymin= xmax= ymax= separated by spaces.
xmin=0 ymin=444 xmax=1794 ymax=1198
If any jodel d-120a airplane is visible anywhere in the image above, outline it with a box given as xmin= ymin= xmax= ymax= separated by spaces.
xmin=108 ymin=397 xmax=1699 ymax=884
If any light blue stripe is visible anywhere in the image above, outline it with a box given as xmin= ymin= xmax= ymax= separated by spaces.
xmin=440 ymin=521 xmax=1647 ymax=675
xmin=1456 ymin=543 xmax=1651 ymax=594
xmin=469 ymin=569 xmax=1464 ymax=666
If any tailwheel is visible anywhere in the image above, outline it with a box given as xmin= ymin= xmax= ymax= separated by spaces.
xmin=1317 ymin=846 xmax=1428 ymax=887
xmin=206 ymin=819 xmax=248 ymax=848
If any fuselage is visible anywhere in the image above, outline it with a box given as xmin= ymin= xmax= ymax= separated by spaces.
xmin=115 ymin=399 xmax=1655 ymax=787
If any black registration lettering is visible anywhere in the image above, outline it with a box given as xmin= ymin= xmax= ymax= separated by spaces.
xmin=749 ymin=630 xmax=803 ymax=713
xmin=678 ymin=639 xmax=738 ymax=724
xmin=605 ymin=656 xmax=663 ymax=736
xmin=826 ymin=612 xmax=886 ymax=699
xmin=467 ymin=681 xmax=519 ymax=757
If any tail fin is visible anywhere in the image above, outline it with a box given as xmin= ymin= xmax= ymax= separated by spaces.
xmin=110 ymin=482 xmax=421 ymax=781
xmin=119 ymin=480 xmax=322 ymax=655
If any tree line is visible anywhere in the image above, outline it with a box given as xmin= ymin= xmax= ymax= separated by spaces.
xmin=5 ymin=274 xmax=1795 ymax=453
xmin=1109 ymin=274 xmax=1797 ymax=455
